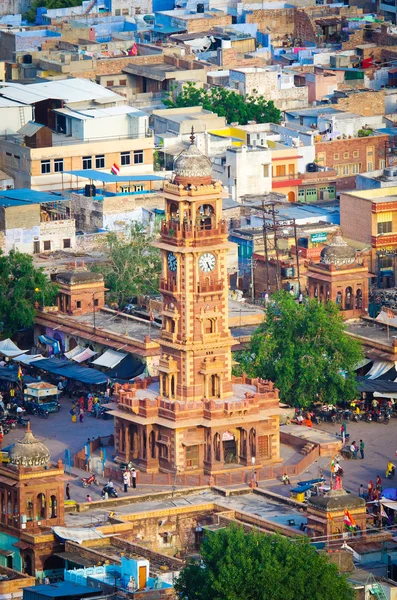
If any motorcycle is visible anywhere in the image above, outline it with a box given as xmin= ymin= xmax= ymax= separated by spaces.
xmin=387 ymin=466 xmax=395 ymax=479
xmin=101 ymin=483 xmax=118 ymax=499
xmin=365 ymin=412 xmax=373 ymax=423
xmin=82 ymin=474 xmax=99 ymax=488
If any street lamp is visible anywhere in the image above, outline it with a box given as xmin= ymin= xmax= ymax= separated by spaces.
xmin=34 ymin=287 xmax=45 ymax=309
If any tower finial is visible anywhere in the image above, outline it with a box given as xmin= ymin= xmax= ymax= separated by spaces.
xmin=190 ymin=126 xmax=195 ymax=145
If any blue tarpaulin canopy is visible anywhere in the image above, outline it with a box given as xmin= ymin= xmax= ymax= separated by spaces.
xmin=31 ymin=357 xmax=108 ymax=385
xmin=39 ymin=335 xmax=61 ymax=355
xmin=64 ymin=170 xmax=165 ymax=183
xmin=0 ymin=366 xmax=37 ymax=384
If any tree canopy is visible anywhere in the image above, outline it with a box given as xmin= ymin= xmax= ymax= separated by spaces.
xmin=233 ymin=291 xmax=362 ymax=407
xmin=0 ymin=250 xmax=58 ymax=338
xmin=24 ymin=0 xmax=83 ymax=23
xmin=90 ymin=223 xmax=161 ymax=307
xmin=175 ymin=525 xmax=354 ymax=600
xmin=165 ymin=82 xmax=282 ymax=126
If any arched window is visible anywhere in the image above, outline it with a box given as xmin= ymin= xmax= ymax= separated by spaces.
xmin=204 ymin=318 xmax=214 ymax=334
xmin=197 ymin=204 xmax=215 ymax=230
xmin=249 ymin=428 xmax=256 ymax=458
xmin=210 ymin=374 xmax=220 ymax=398
xmin=240 ymin=430 xmax=247 ymax=457
xmin=169 ymin=203 xmax=179 ymax=222
xmin=356 ymin=289 xmax=362 ymax=309
xmin=319 ymin=285 xmax=324 ymax=302
xmin=37 ymin=493 xmax=46 ymax=520
xmin=149 ymin=431 xmax=156 ymax=459
xmin=336 ymin=291 xmax=342 ymax=306
xmin=214 ymin=433 xmax=221 ymax=462
xmin=170 ymin=375 xmax=176 ymax=398
xmin=345 ymin=286 xmax=353 ymax=310
xmin=50 ymin=495 xmax=57 ymax=518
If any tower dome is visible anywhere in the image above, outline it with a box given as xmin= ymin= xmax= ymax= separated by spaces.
xmin=9 ymin=423 xmax=50 ymax=467
xmin=173 ymin=129 xmax=213 ymax=186
xmin=320 ymin=235 xmax=356 ymax=266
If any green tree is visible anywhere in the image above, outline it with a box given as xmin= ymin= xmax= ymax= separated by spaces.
xmin=165 ymin=82 xmax=281 ymax=126
xmin=24 ymin=0 xmax=83 ymax=23
xmin=91 ymin=223 xmax=161 ymax=307
xmin=234 ymin=291 xmax=362 ymax=407
xmin=0 ymin=250 xmax=58 ymax=338
xmin=175 ymin=525 xmax=354 ymax=600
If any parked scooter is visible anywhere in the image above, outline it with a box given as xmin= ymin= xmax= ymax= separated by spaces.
xmin=82 ymin=474 xmax=99 ymax=488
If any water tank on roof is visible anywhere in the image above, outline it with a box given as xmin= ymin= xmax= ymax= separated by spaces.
xmin=84 ymin=184 xmax=96 ymax=197
xmin=197 ymin=3 xmax=204 ymax=12
xmin=23 ymin=54 xmax=32 ymax=64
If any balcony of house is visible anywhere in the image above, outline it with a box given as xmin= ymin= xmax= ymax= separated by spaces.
xmin=160 ymin=278 xmax=179 ymax=293
xmin=272 ymin=173 xmax=303 ymax=188
xmin=161 ymin=219 xmax=228 ymax=245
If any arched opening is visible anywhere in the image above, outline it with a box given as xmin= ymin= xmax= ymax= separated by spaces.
xmin=6 ymin=555 xmax=13 ymax=569
xmin=213 ymin=433 xmax=221 ymax=462
xmin=23 ymin=553 xmax=33 ymax=576
xmin=287 ymin=191 xmax=295 ymax=202
xmin=197 ymin=204 xmax=215 ymax=230
xmin=240 ymin=429 xmax=247 ymax=457
xmin=149 ymin=430 xmax=156 ymax=459
xmin=142 ymin=429 xmax=147 ymax=460
xmin=43 ymin=554 xmax=65 ymax=579
xmin=345 ymin=286 xmax=353 ymax=310
xmin=319 ymin=285 xmax=324 ymax=303
xmin=37 ymin=493 xmax=46 ymax=520
xmin=68 ymin=338 xmax=77 ymax=351
xmin=169 ymin=202 xmax=179 ymax=223
xmin=50 ymin=495 xmax=57 ymax=519
xmin=170 ymin=375 xmax=176 ymax=398
xmin=204 ymin=318 xmax=214 ymax=334
xmin=249 ymin=428 xmax=256 ymax=458
xmin=336 ymin=291 xmax=342 ymax=306
xmin=206 ymin=430 xmax=211 ymax=462
xmin=210 ymin=374 xmax=220 ymax=398
xmin=356 ymin=289 xmax=362 ymax=309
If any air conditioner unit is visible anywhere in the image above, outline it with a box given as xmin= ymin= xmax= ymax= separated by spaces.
xmin=384 ymin=168 xmax=395 ymax=179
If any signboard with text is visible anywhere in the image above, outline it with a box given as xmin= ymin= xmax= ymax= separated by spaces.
xmin=311 ymin=232 xmax=327 ymax=244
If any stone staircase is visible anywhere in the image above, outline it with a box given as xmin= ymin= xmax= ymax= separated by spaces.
xmin=299 ymin=442 xmax=316 ymax=456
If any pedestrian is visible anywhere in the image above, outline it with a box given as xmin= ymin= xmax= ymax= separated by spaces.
xmin=66 ymin=483 xmax=70 ymax=500
xmin=368 ymin=480 xmax=374 ymax=500
xmin=131 ymin=468 xmax=137 ymax=489
xmin=123 ymin=470 xmax=130 ymax=493
xmin=350 ymin=440 xmax=358 ymax=459
xmin=341 ymin=423 xmax=346 ymax=445
xmin=86 ymin=495 xmax=92 ymax=503
xmin=359 ymin=484 xmax=364 ymax=498
xmin=79 ymin=407 xmax=84 ymax=423
xmin=376 ymin=474 xmax=382 ymax=492
xmin=298 ymin=292 xmax=303 ymax=304
xmin=360 ymin=439 xmax=365 ymax=460
xmin=79 ymin=396 xmax=84 ymax=410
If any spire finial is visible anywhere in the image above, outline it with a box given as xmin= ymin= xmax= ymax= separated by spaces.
xmin=26 ymin=421 xmax=31 ymax=433
xmin=190 ymin=126 xmax=195 ymax=145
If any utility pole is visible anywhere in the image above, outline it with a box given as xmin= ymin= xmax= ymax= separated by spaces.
xmin=270 ymin=204 xmax=281 ymax=291
xmin=261 ymin=199 xmax=270 ymax=293
xmin=250 ymin=257 xmax=256 ymax=302
xmin=293 ymin=219 xmax=301 ymax=295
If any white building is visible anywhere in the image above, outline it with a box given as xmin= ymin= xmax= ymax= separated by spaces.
xmin=212 ymin=145 xmax=272 ymax=202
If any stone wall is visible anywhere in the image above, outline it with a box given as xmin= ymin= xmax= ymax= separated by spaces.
xmin=333 ymin=90 xmax=385 ymax=117
xmin=245 ymin=8 xmax=295 ymax=45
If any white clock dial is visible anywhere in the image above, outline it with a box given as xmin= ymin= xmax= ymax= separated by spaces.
xmin=199 ymin=252 xmax=216 ymax=273
xmin=167 ymin=252 xmax=177 ymax=272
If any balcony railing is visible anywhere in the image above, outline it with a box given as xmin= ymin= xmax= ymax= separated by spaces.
xmin=197 ymin=280 xmax=223 ymax=294
xmin=161 ymin=219 xmax=228 ymax=240
xmin=160 ymin=278 xmax=178 ymax=293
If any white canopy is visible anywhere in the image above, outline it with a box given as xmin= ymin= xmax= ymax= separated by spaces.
xmin=72 ymin=348 xmax=97 ymax=363
xmin=91 ymin=349 xmax=127 ymax=369
xmin=376 ymin=309 xmax=397 ymax=327
xmin=0 ymin=338 xmax=28 ymax=358
xmin=366 ymin=360 xmax=395 ymax=379
xmin=64 ymin=345 xmax=85 ymax=359
xmin=13 ymin=354 xmax=44 ymax=365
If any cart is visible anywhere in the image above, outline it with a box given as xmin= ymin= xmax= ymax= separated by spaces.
xmin=23 ymin=382 xmax=60 ymax=416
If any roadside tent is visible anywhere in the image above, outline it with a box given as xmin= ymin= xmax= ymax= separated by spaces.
xmin=0 ymin=339 xmax=28 ymax=358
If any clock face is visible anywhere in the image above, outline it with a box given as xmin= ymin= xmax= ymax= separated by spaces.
xmin=167 ymin=252 xmax=177 ymax=272
xmin=199 ymin=252 xmax=216 ymax=273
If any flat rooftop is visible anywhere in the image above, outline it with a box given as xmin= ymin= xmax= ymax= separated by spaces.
xmin=342 ymin=187 xmax=397 ymax=203
xmin=345 ymin=320 xmax=395 ymax=349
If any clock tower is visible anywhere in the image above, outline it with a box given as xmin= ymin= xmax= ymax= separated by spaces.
xmin=111 ymin=135 xmax=281 ymax=476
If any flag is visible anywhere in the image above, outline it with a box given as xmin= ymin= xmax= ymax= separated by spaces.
xmin=327 ymin=512 xmax=334 ymax=523
xmin=344 ymin=509 xmax=356 ymax=529
xmin=128 ymin=42 xmax=137 ymax=56
xmin=111 ymin=163 xmax=120 ymax=176
xmin=17 ymin=365 xmax=22 ymax=380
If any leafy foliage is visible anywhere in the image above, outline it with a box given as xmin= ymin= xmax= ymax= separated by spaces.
xmin=90 ymin=223 xmax=161 ymax=307
xmin=175 ymin=525 xmax=354 ymax=600
xmin=0 ymin=250 xmax=58 ymax=337
xmin=234 ymin=291 xmax=362 ymax=407
xmin=24 ymin=0 xmax=83 ymax=23
xmin=165 ymin=82 xmax=282 ymax=126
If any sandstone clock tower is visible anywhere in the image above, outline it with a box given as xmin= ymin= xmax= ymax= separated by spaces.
xmin=111 ymin=136 xmax=281 ymax=475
